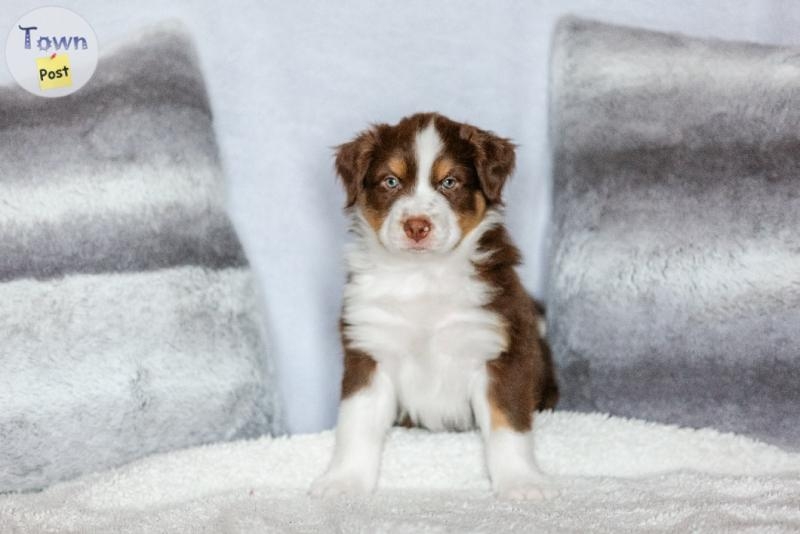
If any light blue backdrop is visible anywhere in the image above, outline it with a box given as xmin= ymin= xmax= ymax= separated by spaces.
xmin=3 ymin=0 xmax=799 ymax=433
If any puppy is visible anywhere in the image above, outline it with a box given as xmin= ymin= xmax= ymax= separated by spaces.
xmin=311 ymin=112 xmax=558 ymax=499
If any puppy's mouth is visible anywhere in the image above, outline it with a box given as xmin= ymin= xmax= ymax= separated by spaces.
xmin=406 ymin=243 xmax=433 ymax=252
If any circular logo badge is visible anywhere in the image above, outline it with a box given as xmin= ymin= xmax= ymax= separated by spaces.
xmin=5 ymin=6 xmax=98 ymax=98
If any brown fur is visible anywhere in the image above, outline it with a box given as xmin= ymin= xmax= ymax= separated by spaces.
xmin=457 ymin=191 xmax=487 ymax=239
xmin=338 ymin=314 xmax=378 ymax=399
xmin=387 ymin=156 xmax=407 ymax=178
xmin=432 ymin=157 xmax=456 ymax=181
xmin=334 ymin=113 xmax=514 ymax=223
xmin=334 ymin=112 xmax=558 ymax=428
xmin=477 ymin=226 xmax=559 ymax=431
xmin=361 ymin=206 xmax=385 ymax=233
xmin=341 ymin=348 xmax=377 ymax=399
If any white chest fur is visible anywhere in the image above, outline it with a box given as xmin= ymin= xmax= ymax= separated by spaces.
xmin=342 ymin=242 xmax=506 ymax=431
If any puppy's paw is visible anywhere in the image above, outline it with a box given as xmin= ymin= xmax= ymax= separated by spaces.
xmin=309 ymin=470 xmax=375 ymax=498
xmin=494 ymin=475 xmax=559 ymax=501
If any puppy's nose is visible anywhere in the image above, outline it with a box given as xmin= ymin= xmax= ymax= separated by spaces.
xmin=403 ymin=217 xmax=432 ymax=242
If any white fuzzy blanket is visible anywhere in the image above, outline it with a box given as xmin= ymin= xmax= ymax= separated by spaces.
xmin=2 ymin=411 xmax=799 ymax=533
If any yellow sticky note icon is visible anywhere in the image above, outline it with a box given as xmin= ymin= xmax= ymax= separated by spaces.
xmin=36 ymin=54 xmax=72 ymax=90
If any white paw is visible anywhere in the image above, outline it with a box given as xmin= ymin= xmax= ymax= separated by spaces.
xmin=309 ymin=471 xmax=375 ymax=498
xmin=494 ymin=475 xmax=559 ymax=501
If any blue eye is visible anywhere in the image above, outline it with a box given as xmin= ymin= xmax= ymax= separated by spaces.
xmin=440 ymin=177 xmax=457 ymax=190
xmin=384 ymin=176 xmax=400 ymax=189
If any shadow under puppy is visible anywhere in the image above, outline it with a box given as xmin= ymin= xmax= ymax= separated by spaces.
xmin=311 ymin=112 xmax=558 ymax=499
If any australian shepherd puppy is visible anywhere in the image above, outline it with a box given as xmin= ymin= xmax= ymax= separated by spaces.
xmin=311 ymin=112 xmax=558 ymax=499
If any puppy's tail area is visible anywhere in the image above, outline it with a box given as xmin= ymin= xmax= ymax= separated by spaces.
xmin=530 ymin=296 xmax=559 ymax=411
xmin=537 ymin=338 xmax=560 ymax=410
xmin=530 ymin=297 xmax=547 ymax=338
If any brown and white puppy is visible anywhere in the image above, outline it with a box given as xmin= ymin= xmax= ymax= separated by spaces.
xmin=310 ymin=112 xmax=558 ymax=499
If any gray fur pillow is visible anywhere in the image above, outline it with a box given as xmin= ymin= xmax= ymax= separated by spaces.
xmin=0 ymin=26 xmax=283 ymax=492
xmin=548 ymin=17 xmax=800 ymax=449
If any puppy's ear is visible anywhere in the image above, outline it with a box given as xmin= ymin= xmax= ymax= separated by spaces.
xmin=459 ymin=124 xmax=516 ymax=203
xmin=335 ymin=128 xmax=380 ymax=207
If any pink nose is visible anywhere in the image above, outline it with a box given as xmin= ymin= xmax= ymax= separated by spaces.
xmin=403 ymin=217 xmax=432 ymax=242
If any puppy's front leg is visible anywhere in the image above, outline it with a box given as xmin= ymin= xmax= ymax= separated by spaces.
xmin=310 ymin=351 xmax=396 ymax=497
xmin=471 ymin=366 xmax=557 ymax=500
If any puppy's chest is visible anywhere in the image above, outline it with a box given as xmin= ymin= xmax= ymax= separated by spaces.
xmin=343 ymin=263 xmax=507 ymax=430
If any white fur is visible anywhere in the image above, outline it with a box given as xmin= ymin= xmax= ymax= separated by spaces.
xmin=309 ymin=369 xmax=396 ymax=496
xmin=378 ymin=123 xmax=461 ymax=253
xmin=311 ymin=210 xmax=506 ymax=496
xmin=345 ymin=209 xmax=505 ymax=432
xmin=470 ymin=372 xmax=556 ymax=499
xmin=314 ymin=213 xmax=550 ymax=497
xmin=312 ymin=122 xmax=550 ymax=498
xmin=484 ymin=430 xmax=555 ymax=499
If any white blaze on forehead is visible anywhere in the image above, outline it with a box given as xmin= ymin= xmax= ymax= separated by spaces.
xmin=413 ymin=122 xmax=443 ymax=197
xmin=379 ymin=119 xmax=459 ymax=252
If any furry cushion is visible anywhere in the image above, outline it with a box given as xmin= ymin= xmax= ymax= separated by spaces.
xmin=548 ymin=17 xmax=800 ymax=449
xmin=0 ymin=26 xmax=283 ymax=492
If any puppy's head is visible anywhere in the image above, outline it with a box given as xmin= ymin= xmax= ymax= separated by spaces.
xmin=335 ymin=113 xmax=515 ymax=254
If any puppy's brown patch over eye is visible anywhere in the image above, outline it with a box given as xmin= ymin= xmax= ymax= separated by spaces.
xmin=433 ymin=157 xmax=456 ymax=183
xmin=387 ymin=156 xmax=407 ymax=179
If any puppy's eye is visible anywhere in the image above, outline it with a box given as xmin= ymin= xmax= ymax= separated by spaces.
xmin=439 ymin=177 xmax=458 ymax=190
xmin=383 ymin=176 xmax=401 ymax=189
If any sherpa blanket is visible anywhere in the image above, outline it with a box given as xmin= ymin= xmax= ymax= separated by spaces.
xmin=548 ymin=17 xmax=800 ymax=449
xmin=0 ymin=26 xmax=282 ymax=492
xmin=1 ymin=411 xmax=799 ymax=532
